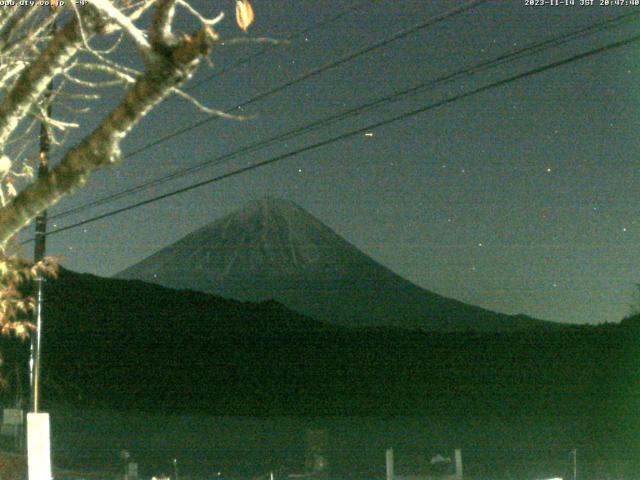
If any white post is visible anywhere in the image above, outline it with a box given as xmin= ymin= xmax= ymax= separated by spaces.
xmin=386 ymin=448 xmax=394 ymax=480
xmin=27 ymin=412 xmax=51 ymax=480
xmin=454 ymin=448 xmax=463 ymax=480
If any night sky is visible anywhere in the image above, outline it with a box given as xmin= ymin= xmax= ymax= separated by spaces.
xmin=19 ymin=0 xmax=640 ymax=325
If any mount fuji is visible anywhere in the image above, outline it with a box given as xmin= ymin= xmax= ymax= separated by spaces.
xmin=116 ymin=197 xmax=554 ymax=332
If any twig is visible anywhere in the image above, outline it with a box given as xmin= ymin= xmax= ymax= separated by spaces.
xmin=171 ymin=87 xmax=250 ymax=120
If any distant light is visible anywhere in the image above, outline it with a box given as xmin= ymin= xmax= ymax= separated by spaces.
xmin=546 ymin=167 xmax=552 ymax=172
xmin=364 ymin=132 xmax=374 ymax=137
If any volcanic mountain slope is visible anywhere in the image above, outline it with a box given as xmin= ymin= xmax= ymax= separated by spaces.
xmin=116 ymin=197 xmax=555 ymax=332
xmin=19 ymin=269 xmax=637 ymax=424
xmin=0 ymin=269 xmax=633 ymax=476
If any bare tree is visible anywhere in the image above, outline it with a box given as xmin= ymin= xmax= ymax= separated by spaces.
xmin=0 ymin=0 xmax=255 ymax=335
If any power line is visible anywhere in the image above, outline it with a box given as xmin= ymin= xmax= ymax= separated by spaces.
xmin=48 ymin=9 xmax=640 ymax=222
xmin=113 ymin=0 xmax=491 ymax=157
xmin=48 ymin=0 xmax=489 ymax=221
xmin=186 ymin=0 xmax=374 ymax=93
xmin=24 ymin=30 xmax=640 ymax=242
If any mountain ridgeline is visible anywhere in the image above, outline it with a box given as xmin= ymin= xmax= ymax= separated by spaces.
xmin=116 ymin=197 xmax=554 ymax=332
xmin=3 ymin=268 xmax=637 ymax=420
xmin=0 ymin=268 xmax=635 ymax=470
xmin=0 ymin=268 xmax=634 ymax=478
xmin=12 ymin=198 xmax=634 ymax=476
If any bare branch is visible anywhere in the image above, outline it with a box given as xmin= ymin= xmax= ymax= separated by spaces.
xmin=63 ymin=65 xmax=134 ymax=88
xmin=34 ymin=110 xmax=79 ymax=131
xmin=150 ymin=0 xmax=176 ymax=45
xmin=87 ymin=0 xmax=151 ymax=54
xmin=0 ymin=7 xmax=108 ymax=152
xmin=176 ymin=0 xmax=224 ymax=27
xmin=1 ymin=7 xmax=55 ymax=54
xmin=0 ymin=6 xmax=37 ymax=50
xmin=74 ymin=62 xmax=136 ymax=83
xmin=5 ymin=117 xmax=38 ymax=148
xmin=99 ymin=31 xmax=125 ymax=54
xmin=220 ymin=36 xmax=283 ymax=47
xmin=0 ymin=63 xmax=28 ymax=92
xmin=57 ymin=92 xmax=101 ymax=102
xmin=0 ymin=27 xmax=215 ymax=244
xmin=0 ymin=0 xmax=263 ymax=336
xmin=171 ymin=87 xmax=249 ymax=120
xmin=128 ymin=0 xmax=158 ymax=22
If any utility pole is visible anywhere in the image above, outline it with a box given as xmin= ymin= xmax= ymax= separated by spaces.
xmin=172 ymin=458 xmax=179 ymax=480
xmin=454 ymin=449 xmax=463 ymax=480
xmin=26 ymin=61 xmax=53 ymax=480
xmin=26 ymin=10 xmax=56 ymax=480
xmin=30 ymin=2 xmax=58 ymax=415
xmin=572 ymin=448 xmax=577 ymax=480
xmin=386 ymin=448 xmax=394 ymax=480
xmin=121 ymin=450 xmax=130 ymax=480
xmin=29 ymin=75 xmax=51 ymax=414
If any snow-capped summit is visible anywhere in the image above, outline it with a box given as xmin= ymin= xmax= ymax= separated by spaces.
xmin=116 ymin=197 xmax=554 ymax=331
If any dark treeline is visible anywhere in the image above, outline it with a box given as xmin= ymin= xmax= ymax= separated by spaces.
xmin=1 ymin=269 xmax=637 ymax=478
